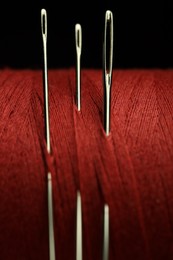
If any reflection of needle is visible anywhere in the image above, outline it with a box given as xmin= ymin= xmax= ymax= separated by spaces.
xmin=103 ymin=10 xmax=114 ymax=136
xmin=103 ymin=204 xmax=109 ymax=260
xmin=76 ymin=191 xmax=83 ymax=260
xmin=75 ymin=24 xmax=82 ymax=111
xmin=41 ymin=9 xmax=55 ymax=260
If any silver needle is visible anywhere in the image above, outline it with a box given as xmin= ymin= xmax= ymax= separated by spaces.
xmin=41 ymin=8 xmax=50 ymax=153
xmin=75 ymin=24 xmax=82 ymax=111
xmin=103 ymin=10 xmax=114 ymax=136
xmin=47 ymin=172 xmax=56 ymax=260
xmin=103 ymin=204 xmax=109 ymax=260
xmin=76 ymin=191 xmax=83 ymax=260
xmin=41 ymin=9 xmax=55 ymax=260
xmin=75 ymin=24 xmax=82 ymax=256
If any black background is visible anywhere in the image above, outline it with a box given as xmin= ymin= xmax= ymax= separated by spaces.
xmin=0 ymin=1 xmax=173 ymax=69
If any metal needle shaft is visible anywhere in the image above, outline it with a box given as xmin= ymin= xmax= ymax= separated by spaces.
xmin=103 ymin=10 xmax=114 ymax=136
xmin=103 ymin=204 xmax=109 ymax=260
xmin=75 ymin=24 xmax=82 ymax=111
xmin=41 ymin=8 xmax=51 ymax=153
xmin=76 ymin=191 xmax=83 ymax=260
xmin=41 ymin=9 xmax=55 ymax=260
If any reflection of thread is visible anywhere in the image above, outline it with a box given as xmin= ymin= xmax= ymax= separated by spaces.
xmin=0 ymin=69 xmax=173 ymax=260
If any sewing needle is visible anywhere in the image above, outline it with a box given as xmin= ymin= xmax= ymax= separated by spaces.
xmin=103 ymin=10 xmax=114 ymax=136
xmin=41 ymin=9 xmax=56 ymax=260
xmin=103 ymin=204 xmax=109 ymax=260
xmin=75 ymin=24 xmax=82 ymax=111
xmin=76 ymin=191 xmax=83 ymax=260
xmin=41 ymin=8 xmax=51 ymax=153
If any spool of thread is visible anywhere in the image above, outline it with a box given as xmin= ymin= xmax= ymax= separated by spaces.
xmin=0 ymin=69 xmax=173 ymax=260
